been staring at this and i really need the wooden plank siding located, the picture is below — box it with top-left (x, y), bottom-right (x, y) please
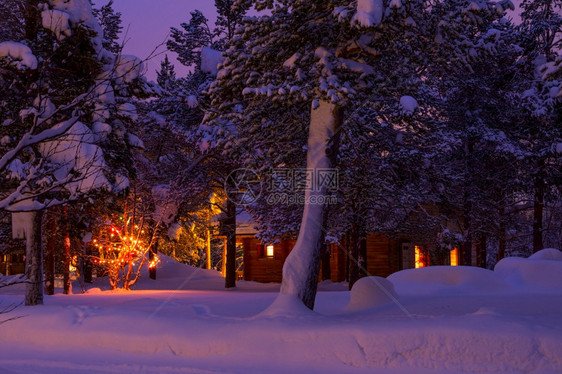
top-left (241, 235), bottom-right (295, 283)
top-left (241, 232), bottom-right (401, 283)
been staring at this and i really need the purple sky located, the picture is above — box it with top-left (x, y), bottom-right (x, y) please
top-left (106, 0), bottom-right (217, 81)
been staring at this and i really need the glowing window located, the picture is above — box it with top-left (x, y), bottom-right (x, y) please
top-left (266, 245), bottom-right (274, 257)
top-left (450, 247), bottom-right (458, 266)
top-left (415, 245), bottom-right (428, 268)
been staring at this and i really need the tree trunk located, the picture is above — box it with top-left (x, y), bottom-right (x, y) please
top-left (206, 226), bottom-right (212, 270)
top-left (83, 244), bottom-right (92, 283)
top-left (348, 226), bottom-right (359, 290)
top-left (25, 210), bottom-right (43, 306)
top-left (533, 171), bottom-right (544, 253)
top-left (224, 197), bottom-right (237, 288)
top-left (149, 237), bottom-right (158, 280)
top-left (62, 205), bottom-right (71, 295)
top-left (498, 219), bottom-right (506, 262)
top-left (44, 208), bottom-right (56, 295)
top-left (23, 0), bottom-right (41, 41)
top-left (358, 235), bottom-right (367, 278)
top-left (476, 233), bottom-right (487, 268)
top-left (221, 239), bottom-right (226, 277)
top-left (280, 101), bottom-right (342, 309)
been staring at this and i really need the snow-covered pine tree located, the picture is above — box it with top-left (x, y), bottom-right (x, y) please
top-left (0, 0), bottom-right (150, 305)
top-left (207, 0), bottom-right (515, 309)
top-left (513, 0), bottom-right (562, 253)
top-left (92, 0), bottom-right (122, 53)
top-left (156, 55), bottom-right (177, 91)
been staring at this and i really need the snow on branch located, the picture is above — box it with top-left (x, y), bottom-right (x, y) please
top-left (0, 41), bottom-right (38, 70)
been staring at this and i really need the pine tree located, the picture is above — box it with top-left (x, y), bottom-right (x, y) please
top-left (92, 0), bottom-right (122, 53)
top-left (207, 0), bottom-right (515, 309)
top-left (515, 0), bottom-right (562, 253)
top-left (0, 0), bottom-right (151, 305)
top-left (156, 55), bottom-right (177, 91)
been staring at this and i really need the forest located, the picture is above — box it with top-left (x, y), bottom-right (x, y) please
top-left (0, 0), bottom-right (561, 310)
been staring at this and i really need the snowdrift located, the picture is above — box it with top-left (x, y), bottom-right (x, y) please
top-left (387, 248), bottom-right (562, 296)
top-left (494, 248), bottom-right (562, 291)
top-left (388, 265), bottom-right (506, 295)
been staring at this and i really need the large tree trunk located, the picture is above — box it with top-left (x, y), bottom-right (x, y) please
top-left (224, 197), bottom-right (237, 288)
top-left (25, 210), bottom-right (43, 306)
top-left (533, 171), bottom-right (544, 253)
top-left (280, 101), bottom-right (342, 310)
top-left (44, 208), bottom-right (56, 295)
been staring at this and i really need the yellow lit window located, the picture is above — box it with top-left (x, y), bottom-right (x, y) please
top-left (415, 245), bottom-right (429, 268)
top-left (266, 245), bottom-right (274, 257)
top-left (450, 247), bottom-right (458, 266)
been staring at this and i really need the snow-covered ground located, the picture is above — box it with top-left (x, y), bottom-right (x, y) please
top-left (1, 250), bottom-right (562, 374)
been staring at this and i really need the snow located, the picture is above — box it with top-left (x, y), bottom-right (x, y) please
top-left (400, 95), bottom-right (418, 114)
top-left (389, 265), bottom-right (507, 295)
top-left (200, 47), bottom-right (224, 76)
top-left (92, 122), bottom-right (112, 140)
top-left (113, 173), bottom-right (130, 192)
top-left (167, 222), bottom-right (183, 241)
top-left (38, 120), bottom-right (111, 195)
top-left (352, 0), bottom-right (384, 28)
top-left (0, 41), bottom-right (38, 70)
top-left (115, 55), bottom-right (144, 83)
top-left (186, 95), bottom-right (199, 109)
top-left (1, 250), bottom-right (562, 373)
top-left (152, 185), bottom-right (178, 225)
top-left (49, 0), bottom-right (105, 55)
top-left (283, 53), bottom-right (300, 69)
top-left (118, 103), bottom-right (138, 121)
top-left (41, 9), bottom-right (72, 40)
top-left (347, 276), bottom-right (398, 310)
top-left (529, 248), bottom-right (562, 261)
top-left (389, 0), bottom-right (402, 9)
top-left (495, 249), bottom-right (562, 291)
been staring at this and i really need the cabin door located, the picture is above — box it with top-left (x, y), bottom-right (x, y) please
top-left (401, 242), bottom-right (415, 270)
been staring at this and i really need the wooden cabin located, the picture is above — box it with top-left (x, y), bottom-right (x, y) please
top-left (0, 251), bottom-right (25, 276)
top-left (234, 214), bottom-right (461, 284)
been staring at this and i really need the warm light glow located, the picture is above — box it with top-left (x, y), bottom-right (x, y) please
top-left (266, 245), bottom-right (274, 257)
top-left (415, 245), bottom-right (428, 268)
top-left (450, 247), bottom-right (458, 266)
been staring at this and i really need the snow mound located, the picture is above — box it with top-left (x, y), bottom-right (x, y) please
top-left (256, 294), bottom-right (316, 318)
top-left (529, 248), bottom-right (562, 261)
top-left (389, 266), bottom-right (505, 295)
top-left (133, 254), bottom-right (224, 291)
top-left (347, 276), bottom-right (398, 310)
top-left (495, 249), bottom-right (562, 291)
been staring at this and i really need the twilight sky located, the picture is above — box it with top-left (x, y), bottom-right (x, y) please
top-left (106, 0), bottom-right (218, 80)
